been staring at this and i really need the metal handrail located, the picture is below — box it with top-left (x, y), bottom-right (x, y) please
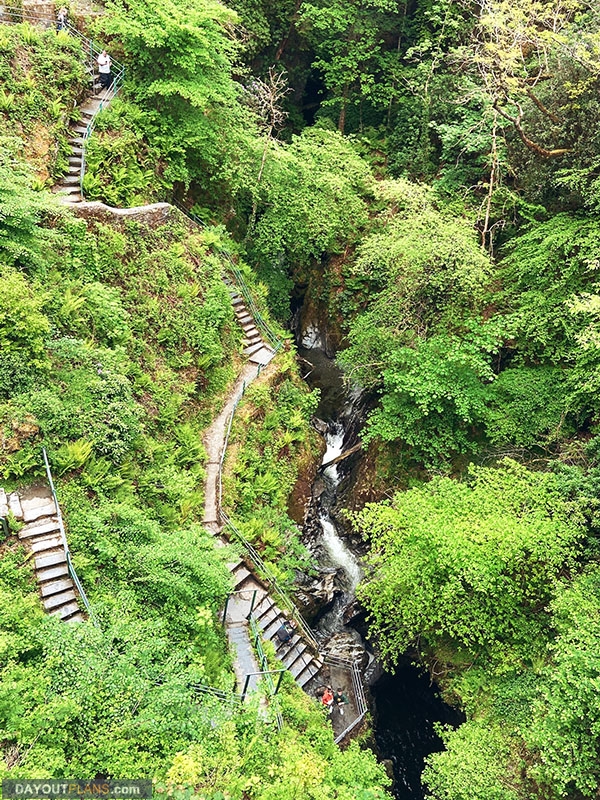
top-left (190, 682), bottom-right (243, 706)
top-left (42, 448), bottom-right (100, 627)
top-left (0, 6), bottom-right (126, 197)
top-left (222, 509), bottom-right (321, 653)
top-left (172, 200), bottom-right (283, 353)
top-left (324, 655), bottom-right (368, 743)
top-left (0, 7), bottom-right (124, 71)
top-left (217, 385), bottom-right (320, 653)
top-left (79, 67), bottom-right (125, 194)
top-left (249, 614), bottom-right (284, 730)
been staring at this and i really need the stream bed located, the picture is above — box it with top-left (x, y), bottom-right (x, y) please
top-left (297, 343), bottom-right (462, 799)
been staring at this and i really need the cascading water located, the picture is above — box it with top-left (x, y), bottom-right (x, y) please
top-left (297, 335), bottom-right (462, 800)
top-left (319, 422), bottom-right (361, 594)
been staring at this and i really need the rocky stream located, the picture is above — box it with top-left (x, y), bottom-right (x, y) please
top-left (295, 334), bottom-right (462, 800)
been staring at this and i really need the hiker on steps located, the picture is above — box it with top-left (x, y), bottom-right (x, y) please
top-left (275, 620), bottom-right (295, 645)
top-left (56, 7), bottom-right (68, 31)
top-left (97, 50), bottom-right (112, 90)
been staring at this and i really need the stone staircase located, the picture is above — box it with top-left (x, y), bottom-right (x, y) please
top-left (53, 92), bottom-right (110, 205)
top-left (228, 558), bottom-right (324, 690)
top-left (0, 486), bottom-right (84, 622)
top-left (227, 283), bottom-right (276, 366)
top-left (201, 280), bottom-right (323, 694)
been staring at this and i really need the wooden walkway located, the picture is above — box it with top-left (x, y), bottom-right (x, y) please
top-left (0, 486), bottom-right (84, 622)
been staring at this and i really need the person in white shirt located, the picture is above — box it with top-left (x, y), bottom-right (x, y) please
top-left (56, 7), bottom-right (68, 31)
top-left (97, 50), bottom-right (112, 89)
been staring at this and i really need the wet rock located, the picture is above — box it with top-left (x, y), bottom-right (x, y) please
top-left (295, 568), bottom-right (337, 619)
top-left (342, 598), bottom-right (365, 626)
top-left (311, 417), bottom-right (328, 435)
top-left (381, 759), bottom-right (395, 783)
top-left (324, 630), bottom-right (369, 668)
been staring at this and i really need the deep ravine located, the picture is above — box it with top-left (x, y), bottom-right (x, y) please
top-left (297, 341), bottom-right (462, 800)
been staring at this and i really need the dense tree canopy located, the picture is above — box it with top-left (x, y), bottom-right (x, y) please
top-left (4, 0), bottom-right (600, 796)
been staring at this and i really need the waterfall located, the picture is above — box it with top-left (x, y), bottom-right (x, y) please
top-left (297, 336), bottom-right (462, 800)
top-left (319, 422), bottom-right (361, 594)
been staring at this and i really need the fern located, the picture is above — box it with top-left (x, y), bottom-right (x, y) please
top-left (55, 439), bottom-right (94, 475)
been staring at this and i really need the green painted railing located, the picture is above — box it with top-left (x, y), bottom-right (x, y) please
top-left (325, 655), bottom-right (368, 744)
top-left (249, 614), bottom-right (285, 730)
top-left (42, 448), bottom-right (100, 628)
top-left (0, 6), bottom-right (125, 198)
top-left (218, 384), bottom-right (321, 654)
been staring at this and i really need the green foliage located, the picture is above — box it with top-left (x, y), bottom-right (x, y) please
top-left (483, 366), bottom-right (572, 447)
top-left (0, 148), bottom-right (61, 270)
top-left (0, 265), bottom-right (50, 398)
top-left (355, 460), bottom-right (583, 668)
top-left (99, 0), bottom-right (258, 198)
top-left (423, 722), bottom-right (521, 800)
top-left (82, 101), bottom-right (157, 207)
top-left (364, 330), bottom-right (499, 465)
top-left (223, 352), bottom-right (319, 582)
top-left (0, 25), bottom-right (87, 177)
top-left (529, 566), bottom-right (600, 796)
top-left (250, 128), bottom-right (372, 318)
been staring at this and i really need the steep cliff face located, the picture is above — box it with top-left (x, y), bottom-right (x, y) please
top-left (291, 253), bottom-right (354, 358)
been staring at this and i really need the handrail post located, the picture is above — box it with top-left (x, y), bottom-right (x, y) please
top-left (222, 594), bottom-right (230, 624)
top-left (241, 673), bottom-right (251, 702)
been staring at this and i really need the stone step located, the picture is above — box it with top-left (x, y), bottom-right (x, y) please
top-left (254, 595), bottom-right (275, 620)
top-left (281, 641), bottom-right (308, 671)
top-left (236, 313), bottom-right (253, 325)
top-left (232, 297), bottom-right (244, 307)
top-left (61, 195), bottom-right (82, 204)
top-left (72, 125), bottom-right (89, 135)
top-left (243, 325), bottom-right (260, 337)
top-left (249, 346), bottom-right (276, 366)
top-left (243, 331), bottom-right (261, 343)
top-left (69, 136), bottom-right (85, 145)
top-left (274, 632), bottom-right (301, 656)
top-left (66, 612), bottom-right (85, 623)
top-left (43, 589), bottom-right (77, 611)
top-left (263, 615), bottom-right (286, 641)
top-left (35, 551), bottom-right (67, 570)
top-left (257, 605), bottom-right (279, 630)
top-left (37, 564), bottom-right (69, 583)
top-left (63, 174), bottom-right (81, 184)
top-left (68, 156), bottom-right (82, 165)
top-left (233, 567), bottom-right (251, 589)
top-left (19, 519), bottom-right (60, 539)
top-left (30, 536), bottom-right (62, 554)
top-left (40, 578), bottom-right (74, 598)
top-left (244, 342), bottom-right (264, 357)
top-left (22, 501), bottom-right (56, 523)
top-left (294, 660), bottom-right (323, 688)
top-left (8, 493), bottom-right (23, 519)
top-left (50, 601), bottom-right (80, 620)
top-left (59, 185), bottom-right (82, 195)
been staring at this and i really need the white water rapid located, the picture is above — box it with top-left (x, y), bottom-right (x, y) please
top-left (319, 422), bottom-right (362, 593)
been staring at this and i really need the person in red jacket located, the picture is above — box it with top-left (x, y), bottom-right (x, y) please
top-left (321, 686), bottom-right (334, 713)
